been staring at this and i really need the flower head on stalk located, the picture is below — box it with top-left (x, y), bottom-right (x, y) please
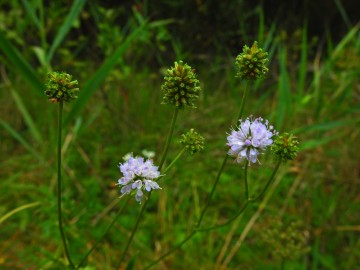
top-left (271, 133), bottom-right (299, 162)
top-left (45, 71), bottom-right (79, 103)
top-left (117, 155), bottom-right (161, 203)
top-left (180, 128), bottom-right (205, 155)
top-left (227, 117), bottom-right (277, 164)
top-left (235, 41), bottom-right (269, 81)
top-left (161, 60), bottom-right (201, 109)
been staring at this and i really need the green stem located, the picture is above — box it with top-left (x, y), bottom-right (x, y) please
top-left (196, 155), bottom-right (229, 227)
top-left (76, 197), bottom-right (130, 269)
top-left (57, 102), bottom-right (75, 268)
top-left (143, 231), bottom-right (196, 270)
top-left (281, 258), bottom-right (285, 270)
top-left (236, 81), bottom-right (251, 120)
top-left (143, 82), bottom-right (251, 269)
top-left (117, 107), bottom-right (179, 268)
top-left (159, 108), bottom-right (179, 170)
top-left (162, 148), bottom-right (186, 175)
top-left (117, 193), bottom-right (151, 268)
top-left (244, 161), bottom-right (249, 200)
top-left (249, 160), bottom-right (281, 202)
top-left (198, 160), bottom-right (282, 232)
top-left (196, 200), bottom-right (249, 232)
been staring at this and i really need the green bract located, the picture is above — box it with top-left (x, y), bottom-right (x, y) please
top-left (161, 61), bottom-right (201, 109)
top-left (45, 71), bottom-right (79, 103)
top-left (271, 133), bottom-right (299, 162)
top-left (180, 129), bottom-right (205, 155)
top-left (235, 41), bottom-right (269, 81)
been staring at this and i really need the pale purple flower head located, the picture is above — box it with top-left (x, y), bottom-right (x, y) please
top-left (227, 116), bottom-right (277, 164)
top-left (117, 155), bottom-right (161, 203)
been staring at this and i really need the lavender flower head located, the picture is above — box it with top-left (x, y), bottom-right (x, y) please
top-left (227, 117), bottom-right (277, 164)
top-left (118, 155), bottom-right (161, 203)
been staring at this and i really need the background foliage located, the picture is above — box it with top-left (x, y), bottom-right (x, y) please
top-left (0, 0), bottom-right (359, 269)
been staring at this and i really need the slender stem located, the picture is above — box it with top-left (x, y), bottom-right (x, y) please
top-left (143, 231), bottom-right (196, 270)
top-left (159, 108), bottom-right (179, 170)
top-left (244, 161), bottom-right (249, 200)
top-left (57, 102), bottom-right (75, 268)
top-left (117, 107), bottom-right (179, 268)
top-left (76, 197), bottom-right (130, 269)
top-left (143, 82), bottom-right (251, 269)
top-left (162, 148), bottom-right (186, 175)
top-left (236, 81), bottom-right (251, 120)
top-left (196, 155), bottom-right (229, 227)
top-left (249, 160), bottom-right (281, 202)
top-left (117, 193), bottom-right (151, 268)
top-left (280, 258), bottom-right (285, 270)
top-left (196, 200), bottom-right (249, 232)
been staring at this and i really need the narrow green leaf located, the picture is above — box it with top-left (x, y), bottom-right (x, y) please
top-left (276, 45), bottom-right (292, 130)
top-left (64, 25), bottom-right (146, 126)
top-left (46, 0), bottom-right (87, 63)
top-left (9, 87), bottom-right (42, 143)
top-left (297, 22), bottom-right (308, 97)
top-left (0, 119), bottom-right (44, 162)
top-left (21, 0), bottom-right (41, 30)
top-left (0, 202), bottom-right (41, 224)
top-left (0, 32), bottom-right (44, 94)
top-left (293, 118), bottom-right (358, 134)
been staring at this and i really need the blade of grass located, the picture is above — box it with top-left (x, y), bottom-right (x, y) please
top-left (64, 24), bottom-right (146, 126)
top-left (0, 119), bottom-right (44, 162)
top-left (0, 32), bottom-right (44, 94)
top-left (297, 21), bottom-right (308, 98)
top-left (333, 0), bottom-right (352, 29)
top-left (20, 0), bottom-right (41, 30)
top-left (0, 202), bottom-right (41, 224)
top-left (46, 0), bottom-right (87, 64)
top-left (276, 45), bottom-right (292, 130)
top-left (9, 87), bottom-right (42, 143)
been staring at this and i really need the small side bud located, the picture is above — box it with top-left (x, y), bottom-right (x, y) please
top-left (180, 129), bottom-right (205, 155)
top-left (45, 71), bottom-right (79, 103)
top-left (235, 41), bottom-right (269, 81)
top-left (161, 61), bottom-right (201, 109)
top-left (271, 133), bottom-right (299, 162)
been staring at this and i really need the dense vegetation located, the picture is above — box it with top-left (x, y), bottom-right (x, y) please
top-left (1, 1), bottom-right (359, 269)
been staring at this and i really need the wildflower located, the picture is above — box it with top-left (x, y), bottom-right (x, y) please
top-left (271, 133), bottom-right (299, 162)
top-left (227, 117), bottom-right (277, 163)
top-left (44, 71), bottom-right (79, 103)
top-left (117, 155), bottom-right (161, 203)
top-left (161, 60), bottom-right (201, 109)
top-left (180, 129), bottom-right (205, 155)
top-left (235, 41), bottom-right (269, 81)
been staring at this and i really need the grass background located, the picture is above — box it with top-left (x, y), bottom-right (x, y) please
top-left (0, 1), bottom-right (359, 269)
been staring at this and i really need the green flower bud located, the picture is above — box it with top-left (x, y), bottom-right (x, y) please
top-left (235, 41), bottom-right (269, 81)
top-left (271, 133), bottom-right (299, 162)
top-left (180, 128), bottom-right (205, 155)
top-left (45, 71), bottom-right (79, 103)
top-left (161, 61), bottom-right (201, 109)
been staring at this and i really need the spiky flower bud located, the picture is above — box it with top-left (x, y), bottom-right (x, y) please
top-left (45, 71), bottom-right (79, 103)
top-left (161, 61), bottom-right (201, 109)
top-left (180, 128), bottom-right (205, 155)
top-left (235, 41), bottom-right (269, 81)
top-left (271, 133), bottom-right (299, 162)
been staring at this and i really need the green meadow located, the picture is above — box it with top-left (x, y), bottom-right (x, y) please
top-left (1, 1), bottom-right (359, 269)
